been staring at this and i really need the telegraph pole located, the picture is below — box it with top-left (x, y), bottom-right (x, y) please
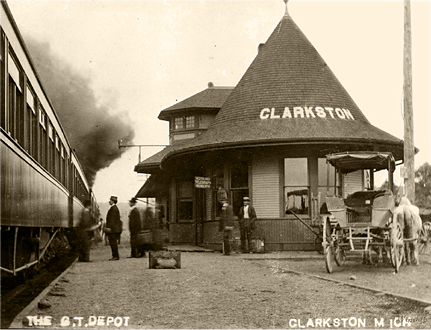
top-left (403, 0), bottom-right (415, 202)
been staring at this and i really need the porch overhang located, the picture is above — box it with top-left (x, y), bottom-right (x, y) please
top-left (135, 173), bottom-right (170, 198)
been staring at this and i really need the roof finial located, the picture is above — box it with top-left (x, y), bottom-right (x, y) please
top-left (283, 0), bottom-right (289, 17)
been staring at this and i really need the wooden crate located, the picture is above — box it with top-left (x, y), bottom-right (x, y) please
top-left (227, 237), bottom-right (265, 253)
top-left (251, 238), bottom-right (265, 253)
top-left (149, 251), bottom-right (181, 269)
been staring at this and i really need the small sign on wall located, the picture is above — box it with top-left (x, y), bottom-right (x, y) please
top-left (195, 176), bottom-right (211, 188)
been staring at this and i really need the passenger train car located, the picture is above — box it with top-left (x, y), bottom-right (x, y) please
top-left (1, 2), bottom-right (99, 276)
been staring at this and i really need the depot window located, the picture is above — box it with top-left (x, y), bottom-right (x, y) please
top-left (318, 158), bottom-right (341, 210)
top-left (172, 115), bottom-right (196, 131)
top-left (177, 180), bottom-right (193, 221)
top-left (284, 158), bottom-right (309, 215)
top-left (230, 161), bottom-right (249, 216)
top-left (212, 166), bottom-right (224, 219)
top-left (174, 117), bottom-right (184, 130)
top-left (185, 116), bottom-right (195, 128)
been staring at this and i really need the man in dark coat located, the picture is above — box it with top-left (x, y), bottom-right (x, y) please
top-left (238, 196), bottom-right (257, 253)
top-left (105, 195), bottom-right (122, 260)
top-left (77, 200), bottom-right (96, 262)
top-left (128, 197), bottom-right (143, 258)
top-left (218, 198), bottom-right (235, 255)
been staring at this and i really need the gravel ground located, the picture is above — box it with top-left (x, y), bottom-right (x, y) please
top-left (16, 240), bottom-right (431, 330)
top-left (257, 252), bottom-right (431, 304)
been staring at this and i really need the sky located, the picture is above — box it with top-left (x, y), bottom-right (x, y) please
top-left (6, 0), bottom-right (431, 205)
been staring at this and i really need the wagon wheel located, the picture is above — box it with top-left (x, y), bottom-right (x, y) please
top-left (418, 222), bottom-right (431, 255)
top-left (334, 244), bottom-right (346, 266)
top-left (323, 218), bottom-right (334, 273)
top-left (390, 217), bottom-right (404, 273)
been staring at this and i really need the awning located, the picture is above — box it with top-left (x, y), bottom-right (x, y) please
top-left (135, 173), bottom-right (170, 198)
top-left (326, 151), bottom-right (395, 173)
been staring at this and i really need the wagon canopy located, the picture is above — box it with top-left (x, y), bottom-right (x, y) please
top-left (326, 151), bottom-right (395, 173)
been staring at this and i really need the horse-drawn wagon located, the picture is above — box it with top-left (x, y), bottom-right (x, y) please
top-left (322, 151), bottom-right (406, 273)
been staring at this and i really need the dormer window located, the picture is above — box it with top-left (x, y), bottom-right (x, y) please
top-left (185, 116), bottom-right (195, 129)
top-left (174, 117), bottom-right (184, 130)
top-left (173, 115), bottom-right (196, 131)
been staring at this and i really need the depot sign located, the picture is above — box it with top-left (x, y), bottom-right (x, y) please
top-left (195, 176), bottom-right (211, 189)
top-left (260, 106), bottom-right (355, 120)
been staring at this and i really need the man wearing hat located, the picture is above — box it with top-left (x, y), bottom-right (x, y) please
top-left (238, 196), bottom-right (257, 253)
top-left (218, 195), bottom-right (234, 255)
top-left (105, 195), bottom-right (123, 260)
top-left (128, 197), bottom-right (143, 258)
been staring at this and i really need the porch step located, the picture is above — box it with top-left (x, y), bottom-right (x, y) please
top-left (167, 245), bottom-right (214, 252)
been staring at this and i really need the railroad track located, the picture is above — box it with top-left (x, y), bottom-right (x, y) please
top-left (1, 253), bottom-right (77, 329)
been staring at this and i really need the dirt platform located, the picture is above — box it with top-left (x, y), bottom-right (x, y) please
top-left (11, 243), bottom-right (431, 329)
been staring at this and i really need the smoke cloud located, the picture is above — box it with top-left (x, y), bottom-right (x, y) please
top-left (25, 37), bottom-right (135, 187)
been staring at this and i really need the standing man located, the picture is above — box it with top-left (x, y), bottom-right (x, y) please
top-left (238, 196), bottom-right (257, 253)
top-left (218, 197), bottom-right (234, 256)
top-left (105, 195), bottom-right (122, 261)
top-left (77, 200), bottom-right (95, 262)
top-left (128, 197), bottom-right (143, 258)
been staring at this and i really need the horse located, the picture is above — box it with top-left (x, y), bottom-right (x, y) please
top-left (393, 194), bottom-right (423, 265)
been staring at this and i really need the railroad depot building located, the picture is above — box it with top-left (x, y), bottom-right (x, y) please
top-left (134, 5), bottom-right (404, 251)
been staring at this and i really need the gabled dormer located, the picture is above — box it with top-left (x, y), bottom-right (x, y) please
top-left (157, 83), bottom-right (233, 145)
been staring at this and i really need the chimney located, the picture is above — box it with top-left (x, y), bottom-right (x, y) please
top-left (258, 43), bottom-right (265, 54)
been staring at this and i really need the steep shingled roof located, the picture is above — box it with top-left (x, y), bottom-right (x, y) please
top-left (158, 86), bottom-right (233, 121)
top-left (158, 6), bottom-right (403, 161)
top-left (135, 4), bottom-right (404, 174)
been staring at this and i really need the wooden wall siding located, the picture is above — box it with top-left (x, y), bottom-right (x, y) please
top-left (256, 218), bottom-right (316, 244)
top-left (202, 221), bottom-right (242, 245)
top-left (252, 157), bottom-right (280, 218)
top-left (201, 218), bottom-right (316, 251)
top-left (1, 141), bottom-right (69, 228)
top-left (344, 170), bottom-right (363, 197)
top-left (202, 221), bottom-right (223, 245)
top-left (169, 222), bottom-right (195, 244)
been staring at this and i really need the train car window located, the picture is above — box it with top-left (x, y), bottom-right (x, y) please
top-left (48, 123), bottom-right (53, 140)
top-left (25, 86), bottom-right (36, 153)
top-left (17, 77), bottom-right (25, 146)
top-left (1, 32), bottom-right (5, 129)
top-left (60, 144), bottom-right (65, 185)
top-left (7, 53), bottom-right (21, 88)
top-left (66, 154), bottom-right (70, 188)
top-left (31, 102), bottom-right (39, 160)
top-left (8, 76), bottom-right (24, 142)
top-left (39, 108), bottom-right (47, 167)
top-left (48, 122), bottom-right (54, 173)
top-left (73, 166), bottom-right (77, 195)
top-left (7, 53), bottom-right (23, 141)
top-left (55, 135), bottom-right (60, 179)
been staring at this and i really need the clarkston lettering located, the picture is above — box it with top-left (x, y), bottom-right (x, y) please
top-left (259, 107), bottom-right (355, 120)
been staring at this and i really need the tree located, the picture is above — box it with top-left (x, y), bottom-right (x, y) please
top-left (377, 180), bottom-right (399, 193)
top-left (415, 162), bottom-right (431, 208)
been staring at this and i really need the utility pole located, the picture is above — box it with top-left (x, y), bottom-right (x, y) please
top-left (403, 0), bottom-right (415, 202)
